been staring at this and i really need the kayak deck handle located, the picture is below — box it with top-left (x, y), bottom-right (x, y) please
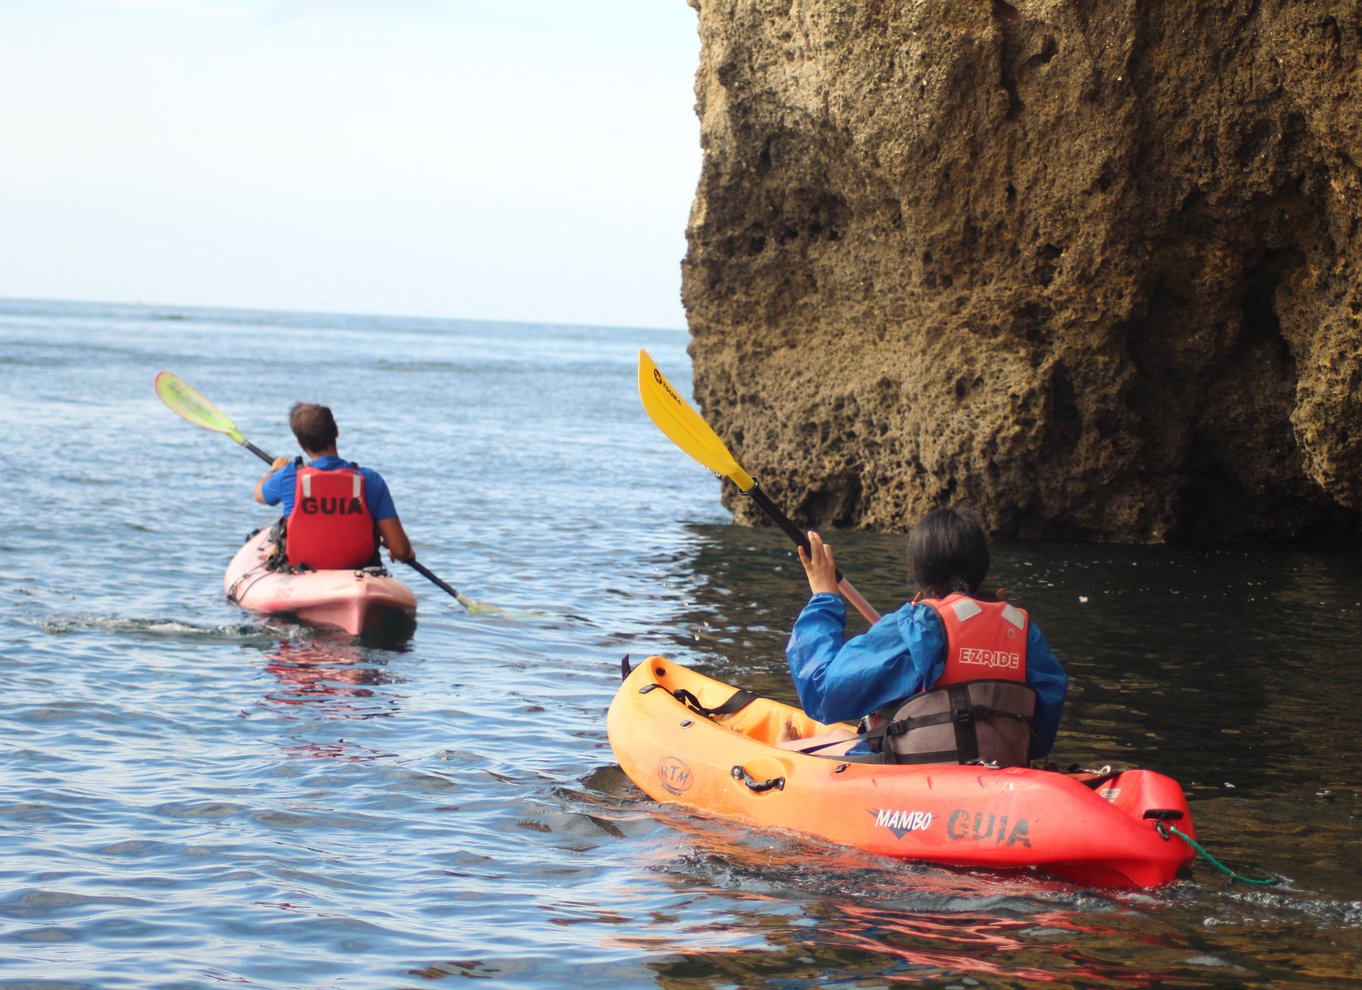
top-left (1143, 809), bottom-right (1186, 841)
top-left (731, 765), bottom-right (785, 793)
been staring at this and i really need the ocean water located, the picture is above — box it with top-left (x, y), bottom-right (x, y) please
top-left (1, 298), bottom-right (1359, 989)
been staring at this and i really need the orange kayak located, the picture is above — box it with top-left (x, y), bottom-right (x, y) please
top-left (223, 526), bottom-right (417, 636)
top-left (607, 657), bottom-right (1197, 888)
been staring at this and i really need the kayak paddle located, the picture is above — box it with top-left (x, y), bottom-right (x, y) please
top-left (637, 350), bottom-right (881, 623)
top-left (153, 370), bottom-right (277, 464)
top-left (154, 370), bottom-right (501, 615)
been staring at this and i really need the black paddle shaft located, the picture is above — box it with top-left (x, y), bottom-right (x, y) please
top-left (743, 485), bottom-right (845, 583)
top-left (406, 559), bottom-right (462, 599)
top-left (243, 441), bottom-right (277, 465)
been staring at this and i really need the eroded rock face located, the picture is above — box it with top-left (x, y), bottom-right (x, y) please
top-left (681, 0), bottom-right (1362, 543)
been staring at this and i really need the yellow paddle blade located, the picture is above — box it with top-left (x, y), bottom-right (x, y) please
top-left (154, 370), bottom-right (247, 445)
top-left (638, 349), bottom-right (755, 492)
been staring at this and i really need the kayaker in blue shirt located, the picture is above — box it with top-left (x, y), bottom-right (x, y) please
top-left (783, 504), bottom-right (1067, 764)
top-left (254, 402), bottom-right (414, 568)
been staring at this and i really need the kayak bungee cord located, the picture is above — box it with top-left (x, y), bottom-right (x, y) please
top-left (227, 569), bottom-right (275, 605)
top-left (1157, 822), bottom-right (1280, 885)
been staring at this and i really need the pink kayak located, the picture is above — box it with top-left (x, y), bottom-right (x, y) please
top-left (223, 526), bottom-right (417, 635)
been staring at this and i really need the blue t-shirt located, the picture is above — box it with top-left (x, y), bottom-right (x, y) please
top-left (260, 455), bottom-right (398, 522)
top-left (785, 593), bottom-right (1068, 759)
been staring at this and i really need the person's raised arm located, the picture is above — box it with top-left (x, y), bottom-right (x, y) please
top-left (254, 456), bottom-right (291, 505)
top-left (796, 530), bottom-right (841, 596)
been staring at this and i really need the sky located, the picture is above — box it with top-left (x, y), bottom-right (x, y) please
top-left (0, 0), bottom-right (702, 328)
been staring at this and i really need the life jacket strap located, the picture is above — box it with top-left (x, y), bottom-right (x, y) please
top-left (864, 680), bottom-right (1038, 768)
top-left (264, 517), bottom-right (292, 573)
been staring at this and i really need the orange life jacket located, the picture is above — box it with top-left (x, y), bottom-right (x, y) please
top-left (285, 463), bottom-right (377, 570)
top-left (926, 593), bottom-right (1030, 687)
top-left (866, 594), bottom-right (1037, 767)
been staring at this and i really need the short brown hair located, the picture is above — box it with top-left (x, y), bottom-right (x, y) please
top-left (289, 402), bottom-right (338, 453)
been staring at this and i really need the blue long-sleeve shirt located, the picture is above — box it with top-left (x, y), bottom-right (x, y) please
top-left (786, 593), bottom-right (1068, 759)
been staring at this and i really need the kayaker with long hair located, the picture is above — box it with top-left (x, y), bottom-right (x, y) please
top-left (782, 504), bottom-right (1067, 765)
top-left (254, 402), bottom-right (415, 570)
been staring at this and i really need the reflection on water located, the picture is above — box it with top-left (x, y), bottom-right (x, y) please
top-left (254, 633), bottom-right (410, 721)
top-left (244, 629), bottom-right (421, 766)
top-left (626, 807), bottom-right (1217, 989)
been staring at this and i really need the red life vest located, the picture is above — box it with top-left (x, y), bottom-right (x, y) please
top-left (285, 463), bottom-right (377, 570)
top-left (864, 594), bottom-right (1036, 767)
top-left (923, 593), bottom-right (1030, 687)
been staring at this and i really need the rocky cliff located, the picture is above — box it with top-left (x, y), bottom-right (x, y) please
top-left (680, 0), bottom-right (1362, 543)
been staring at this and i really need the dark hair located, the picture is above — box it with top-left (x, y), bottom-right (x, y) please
top-left (906, 504), bottom-right (991, 596)
top-left (289, 402), bottom-right (338, 453)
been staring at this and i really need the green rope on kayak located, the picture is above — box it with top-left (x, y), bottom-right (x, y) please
top-left (1164, 824), bottom-right (1280, 886)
